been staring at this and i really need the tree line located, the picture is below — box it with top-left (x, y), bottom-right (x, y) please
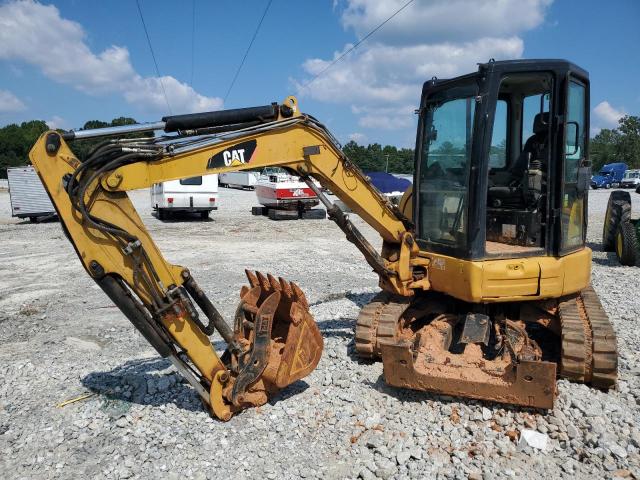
top-left (1, 115), bottom-right (638, 178)
top-left (0, 117), bottom-right (142, 178)
top-left (591, 115), bottom-right (640, 171)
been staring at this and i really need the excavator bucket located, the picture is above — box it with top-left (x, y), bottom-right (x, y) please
top-left (220, 270), bottom-right (323, 413)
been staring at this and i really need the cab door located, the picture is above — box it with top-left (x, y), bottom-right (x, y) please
top-left (559, 74), bottom-right (589, 254)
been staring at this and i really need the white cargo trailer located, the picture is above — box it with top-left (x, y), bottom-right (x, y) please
top-left (218, 171), bottom-right (259, 190)
top-left (7, 166), bottom-right (56, 221)
top-left (151, 174), bottom-right (218, 220)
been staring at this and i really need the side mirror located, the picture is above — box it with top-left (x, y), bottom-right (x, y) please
top-left (566, 121), bottom-right (580, 156)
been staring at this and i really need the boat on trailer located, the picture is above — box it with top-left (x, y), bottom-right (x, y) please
top-left (254, 168), bottom-right (319, 210)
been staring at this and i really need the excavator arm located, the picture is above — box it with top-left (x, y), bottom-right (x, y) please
top-left (29, 96), bottom-right (428, 420)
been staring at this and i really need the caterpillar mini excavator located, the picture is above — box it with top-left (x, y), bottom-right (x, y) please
top-left (29, 59), bottom-right (617, 420)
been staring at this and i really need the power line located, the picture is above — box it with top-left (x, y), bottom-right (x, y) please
top-left (136, 0), bottom-right (172, 114)
top-left (190, 0), bottom-right (196, 87)
top-left (303, 0), bottom-right (415, 89)
top-left (223, 0), bottom-right (273, 104)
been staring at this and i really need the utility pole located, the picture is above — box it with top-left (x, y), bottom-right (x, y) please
top-left (385, 154), bottom-right (390, 173)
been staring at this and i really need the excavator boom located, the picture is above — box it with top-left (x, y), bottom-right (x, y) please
top-left (28, 96), bottom-right (425, 420)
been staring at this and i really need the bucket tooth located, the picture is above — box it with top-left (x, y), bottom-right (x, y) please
top-left (278, 277), bottom-right (294, 299)
top-left (290, 281), bottom-right (309, 309)
top-left (245, 269), bottom-right (260, 289)
top-left (267, 273), bottom-right (281, 292)
top-left (256, 271), bottom-right (270, 291)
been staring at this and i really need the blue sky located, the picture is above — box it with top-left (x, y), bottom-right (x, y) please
top-left (0, 0), bottom-right (638, 146)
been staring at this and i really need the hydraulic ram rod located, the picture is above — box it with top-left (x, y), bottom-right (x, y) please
top-left (61, 104), bottom-right (280, 141)
top-left (62, 121), bottom-right (167, 141)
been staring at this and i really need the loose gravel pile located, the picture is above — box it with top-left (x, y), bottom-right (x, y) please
top-left (0, 187), bottom-right (638, 480)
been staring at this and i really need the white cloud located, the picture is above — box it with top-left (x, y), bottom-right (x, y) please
top-left (45, 115), bottom-right (67, 130)
top-left (0, 89), bottom-right (26, 113)
top-left (353, 104), bottom-right (415, 130)
top-left (347, 132), bottom-right (368, 143)
top-left (295, 0), bottom-right (552, 136)
top-left (593, 101), bottom-right (625, 128)
top-left (341, 0), bottom-right (552, 45)
top-left (297, 37), bottom-right (523, 106)
top-left (124, 76), bottom-right (221, 113)
top-left (0, 1), bottom-right (222, 114)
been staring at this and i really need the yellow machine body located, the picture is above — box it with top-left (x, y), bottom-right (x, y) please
top-left (28, 66), bottom-right (615, 415)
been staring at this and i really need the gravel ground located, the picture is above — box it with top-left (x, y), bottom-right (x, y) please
top-left (0, 187), bottom-right (639, 480)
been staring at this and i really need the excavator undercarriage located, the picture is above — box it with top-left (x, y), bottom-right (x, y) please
top-left (356, 286), bottom-right (617, 408)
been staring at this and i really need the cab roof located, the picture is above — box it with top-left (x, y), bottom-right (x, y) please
top-left (421, 59), bottom-right (588, 94)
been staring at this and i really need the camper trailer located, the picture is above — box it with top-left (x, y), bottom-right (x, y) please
top-left (151, 174), bottom-right (218, 220)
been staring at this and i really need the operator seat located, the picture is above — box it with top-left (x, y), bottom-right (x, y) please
top-left (488, 112), bottom-right (549, 207)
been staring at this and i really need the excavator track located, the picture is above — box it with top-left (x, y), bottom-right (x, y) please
top-left (355, 293), bottom-right (409, 360)
top-left (558, 285), bottom-right (617, 388)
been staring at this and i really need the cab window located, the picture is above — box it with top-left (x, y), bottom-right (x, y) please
top-left (417, 90), bottom-right (476, 252)
top-left (489, 100), bottom-right (508, 169)
top-left (560, 80), bottom-right (587, 251)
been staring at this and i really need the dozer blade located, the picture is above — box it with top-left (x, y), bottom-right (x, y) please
top-left (380, 340), bottom-right (557, 409)
top-left (357, 295), bottom-right (558, 409)
top-left (222, 270), bottom-right (323, 412)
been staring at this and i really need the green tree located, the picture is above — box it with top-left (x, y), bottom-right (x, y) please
top-left (591, 128), bottom-right (620, 171)
top-left (591, 115), bottom-right (640, 171)
top-left (0, 120), bottom-right (49, 178)
top-left (616, 115), bottom-right (640, 167)
top-left (342, 140), bottom-right (415, 174)
top-left (0, 117), bottom-right (149, 177)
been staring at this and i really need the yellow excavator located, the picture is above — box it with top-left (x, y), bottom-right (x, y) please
top-left (29, 59), bottom-right (617, 420)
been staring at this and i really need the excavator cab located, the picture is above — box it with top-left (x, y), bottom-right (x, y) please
top-left (415, 59), bottom-right (590, 264)
top-left (413, 60), bottom-right (590, 301)
top-left (371, 60), bottom-right (615, 409)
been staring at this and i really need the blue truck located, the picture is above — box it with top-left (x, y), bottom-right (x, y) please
top-left (591, 162), bottom-right (628, 189)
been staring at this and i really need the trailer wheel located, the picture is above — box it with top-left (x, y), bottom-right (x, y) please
top-left (603, 191), bottom-right (631, 251)
top-left (200, 211), bottom-right (210, 220)
top-left (615, 221), bottom-right (638, 266)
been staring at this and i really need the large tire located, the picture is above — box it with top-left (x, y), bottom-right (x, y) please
top-left (615, 221), bottom-right (638, 266)
top-left (602, 191), bottom-right (632, 251)
top-left (200, 210), bottom-right (210, 220)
